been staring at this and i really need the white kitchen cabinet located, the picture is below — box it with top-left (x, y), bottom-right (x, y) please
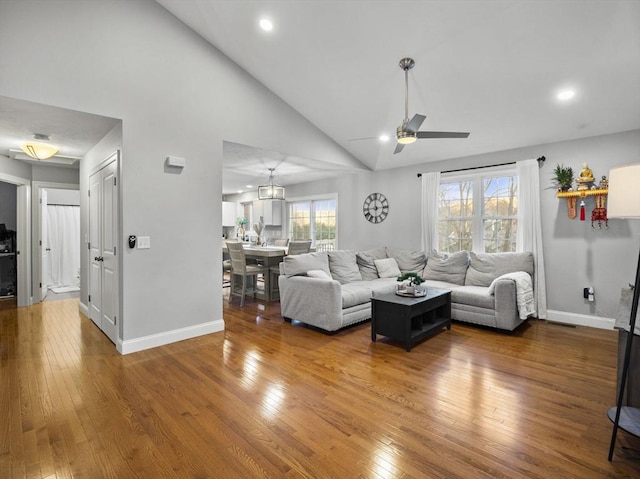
top-left (222, 201), bottom-right (237, 227)
top-left (253, 199), bottom-right (282, 226)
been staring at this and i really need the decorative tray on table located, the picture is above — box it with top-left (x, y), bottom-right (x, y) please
top-left (395, 289), bottom-right (427, 298)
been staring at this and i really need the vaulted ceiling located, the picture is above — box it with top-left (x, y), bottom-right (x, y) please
top-left (2, 1), bottom-right (638, 195)
top-left (158, 0), bottom-right (640, 189)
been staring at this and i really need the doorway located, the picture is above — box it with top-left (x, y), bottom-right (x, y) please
top-left (32, 182), bottom-right (80, 303)
top-left (42, 187), bottom-right (81, 298)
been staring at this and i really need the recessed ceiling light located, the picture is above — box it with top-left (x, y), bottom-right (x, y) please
top-left (557, 89), bottom-right (575, 101)
top-left (379, 135), bottom-right (390, 142)
top-left (259, 19), bottom-right (273, 32)
top-left (237, 190), bottom-right (243, 193)
top-left (246, 184), bottom-right (253, 188)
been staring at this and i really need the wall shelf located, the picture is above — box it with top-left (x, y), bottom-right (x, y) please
top-left (556, 188), bottom-right (608, 198)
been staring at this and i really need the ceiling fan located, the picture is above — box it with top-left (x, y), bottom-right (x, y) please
top-left (393, 57), bottom-right (469, 154)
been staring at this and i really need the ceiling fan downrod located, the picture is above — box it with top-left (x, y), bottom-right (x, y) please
top-left (399, 57), bottom-right (415, 125)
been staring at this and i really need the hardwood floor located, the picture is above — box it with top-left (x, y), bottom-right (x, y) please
top-left (2, 294), bottom-right (639, 478)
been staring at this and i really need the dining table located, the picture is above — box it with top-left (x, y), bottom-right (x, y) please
top-left (223, 244), bottom-right (287, 301)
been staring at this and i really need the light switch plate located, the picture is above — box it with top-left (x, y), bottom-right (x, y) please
top-left (137, 236), bottom-right (151, 249)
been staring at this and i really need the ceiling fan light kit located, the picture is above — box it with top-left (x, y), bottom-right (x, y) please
top-left (392, 57), bottom-right (469, 154)
top-left (258, 168), bottom-right (285, 200)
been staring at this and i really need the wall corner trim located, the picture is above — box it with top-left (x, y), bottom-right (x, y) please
top-left (546, 309), bottom-right (615, 330)
top-left (117, 320), bottom-right (225, 355)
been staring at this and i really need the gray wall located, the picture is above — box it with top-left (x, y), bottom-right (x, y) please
top-left (0, 0), bottom-right (362, 344)
top-left (0, 181), bottom-right (17, 230)
top-left (285, 129), bottom-right (640, 322)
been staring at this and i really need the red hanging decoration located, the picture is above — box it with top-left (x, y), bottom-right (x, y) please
top-left (591, 193), bottom-right (608, 228)
top-left (579, 200), bottom-right (586, 221)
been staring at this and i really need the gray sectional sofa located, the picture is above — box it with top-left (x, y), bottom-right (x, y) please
top-left (278, 247), bottom-right (535, 333)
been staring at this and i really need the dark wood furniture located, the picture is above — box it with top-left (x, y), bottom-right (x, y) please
top-left (371, 288), bottom-right (451, 351)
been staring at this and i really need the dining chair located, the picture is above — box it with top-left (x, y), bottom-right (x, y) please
top-left (287, 240), bottom-right (312, 255)
top-left (273, 238), bottom-right (289, 247)
top-left (269, 240), bottom-right (312, 300)
top-left (226, 241), bottom-right (266, 306)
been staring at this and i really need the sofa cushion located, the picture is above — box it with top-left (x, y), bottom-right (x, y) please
top-left (386, 247), bottom-right (427, 273)
top-left (374, 258), bottom-right (401, 278)
top-left (422, 250), bottom-right (469, 285)
top-left (328, 250), bottom-right (362, 284)
top-left (451, 285), bottom-right (495, 309)
top-left (356, 247), bottom-right (388, 280)
top-left (307, 269), bottom-right (332, 280)
top-left (465, 252), bottom-right (534, 287)
top-left (283, 251), bottom-right (331, 278)
top-left (341, 283), bottom-right (375, 309)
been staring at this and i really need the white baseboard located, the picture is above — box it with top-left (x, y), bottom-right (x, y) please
top-left (78, 301), bottom-right (89, 317)
top-left (546, 309), bottom-right (615, 330)
top-left (117, 319), bottom-right (225, 355)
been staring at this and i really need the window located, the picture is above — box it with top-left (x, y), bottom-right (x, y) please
top-left (288, 198), bottom-right (337, 251)
top-left (438, 170), bottom-right (517, 253)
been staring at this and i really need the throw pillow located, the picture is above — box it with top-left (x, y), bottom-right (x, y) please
top-left (307, 269), bottom-right (332, 280)
top-left (374, 257), bottom-right (402, 279)
top-left (465, 251), bottom-right (534, 287)
top-left (356, 247), bottom-right (388, 280)
top-left (328, 250), bottom-right (363, 284)
top-left (386, 247), bottom-right (427, 273)
top-left (283, 251), bottom-right (331, 278)
top-left (422, 250), bottom-right (469, 285)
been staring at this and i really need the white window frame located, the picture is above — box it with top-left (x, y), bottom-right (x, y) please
top-left (285, 194), bottom-right (338, 250)
top-left (440, 165), bottom-right (518, 253)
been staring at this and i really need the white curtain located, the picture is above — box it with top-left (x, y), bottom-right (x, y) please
top-left (45, 205), bottom-right (80, 289)
top-left (517, 159), bottom-right (547, 319)
top-left (421, 172), bottom-right (441, 253)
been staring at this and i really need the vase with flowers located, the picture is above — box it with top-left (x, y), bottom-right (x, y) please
top-left (236, 216), bottom-right (248, 240)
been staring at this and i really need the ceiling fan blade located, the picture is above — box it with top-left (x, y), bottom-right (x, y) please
top-left (393, 142), bottom-right (405, 154)
top-left (404, 114), bottom-right (426, 133)
top-left (416, 131), bottom-right (470, 139)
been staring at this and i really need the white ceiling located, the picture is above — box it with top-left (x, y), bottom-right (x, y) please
top-left (0, 96), bottom-right (120, 169)
top-left (158, 0), bottom-right (640, 191)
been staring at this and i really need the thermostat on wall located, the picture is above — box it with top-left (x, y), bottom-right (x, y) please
top-left (166, 156), bottom-right (185, 168)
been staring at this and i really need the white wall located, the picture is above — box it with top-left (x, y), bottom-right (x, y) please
top-left (0, 0), bottom-right (361, 349)
top-left (285, 129), bottom-right (640, 323)
top-left (45, 188), bottom-right (80, 206)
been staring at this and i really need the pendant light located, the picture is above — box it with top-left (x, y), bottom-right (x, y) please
top-left (258, 168), bottom-right (285, 200)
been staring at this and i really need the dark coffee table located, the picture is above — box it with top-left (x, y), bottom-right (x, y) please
top-left (371, 288), bottom-right (451, 351)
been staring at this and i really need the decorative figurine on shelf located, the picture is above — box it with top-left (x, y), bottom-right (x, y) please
top-left (599, 175), bottom-right (608, 189)
top-left (576, 163), bottom-right (595, 191)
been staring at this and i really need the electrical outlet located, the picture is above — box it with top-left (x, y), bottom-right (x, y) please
top-left (583, 287), bottom-right (590, 299)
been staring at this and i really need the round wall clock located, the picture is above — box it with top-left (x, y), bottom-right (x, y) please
top-left (363, 193), bottom-right (389, 224)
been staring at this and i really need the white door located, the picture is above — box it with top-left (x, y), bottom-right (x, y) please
top-left (40, 189), bottom-right (49, 301)
top-left (88, 153), bottom-right (119, 344)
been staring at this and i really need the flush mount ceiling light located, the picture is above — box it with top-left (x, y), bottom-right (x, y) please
top-left (20, 133), bottom-right (58, 160)
top-left (258, 168), bottom-right (285, 200)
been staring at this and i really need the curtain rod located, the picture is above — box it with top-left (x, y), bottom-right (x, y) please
top-left (417, 156), bottom-right (545, 177)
